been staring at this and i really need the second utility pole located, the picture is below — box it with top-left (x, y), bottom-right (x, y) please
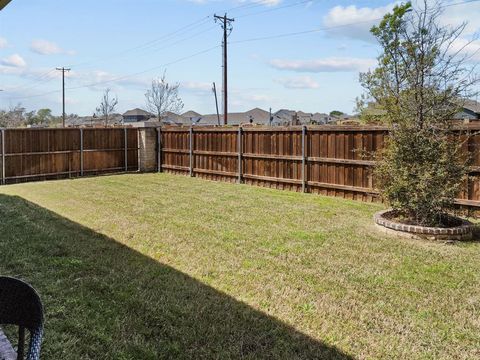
top-left (214, 13), bottom-right (234, 125)
top-left (56, 67), bottom-right (71, 128)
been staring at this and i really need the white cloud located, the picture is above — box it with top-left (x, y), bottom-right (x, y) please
top-left (323, 3), bottom-right (395, 42)
top-left (73, 70), bottom-right (149, 91)
top-left (0, 37), bottom-right (7, 49)
top-left (252, 0), bottom-right (281, 6)
top-left (269, 57), bottom-right (375, 73)
top-left (243, 94), bottom-right (272, 102)
top-left (323, 1), bottom-right (480, 43)
top-left (275, 76), bottom-right (319, 89)
top-left (1, 54), bottom-right (27, 68)
top-left (181, 81), bottom-right (212, 93)
top-left (30, 39), bottom-right (75, 56)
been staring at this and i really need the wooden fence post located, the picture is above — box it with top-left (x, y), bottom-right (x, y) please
top-left (189, 127), bottom-right (194, 177)
top-left (1, 129), bottom-right (5, 185)
top-left (124, 128), bottom-right (128, 172)
top-left (157, 127), bottom-right (162, 173)
top-left (238, 127), bottom-right (243, 183)
top-left (80, 128), bottom-right (84, 177)
top-left (301, 125), bottom-right (307, 193)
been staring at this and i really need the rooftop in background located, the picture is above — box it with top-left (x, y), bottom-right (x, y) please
top-left (122, 108), bottom-right (153, 117)
top-left (462, 99), bottom-right (480, 115)
top-left (66, 107), bottom-right (355, 127)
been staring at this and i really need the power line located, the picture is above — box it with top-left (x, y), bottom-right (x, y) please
top-left (65, 16), bottom-right (212, 69)
top-left (71, 24), bottom-right (218, 71)
top-left (225, 0), bottom-right (276, 13)
top-left (3, 1), bottom-right (304, 93)
top-left (71, 45), bottom-right (219, 90)
top-left (231, 0), bottom-right (480, 45)
top-left (236, 0), bottom-right (317, 19)
top-left (5, 68), bottom-right (57, 92)
top-left (8, 45), bottom-right (221, 100)
top-left (7, 0), bottom-right (478, 101)
top-left (231, 18), bottom-right (383, 44)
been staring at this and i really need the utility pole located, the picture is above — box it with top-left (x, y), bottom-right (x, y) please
top-left (212, 82), bottom-right (221, 126)
top-left (56, 67), bottom-right (71, 128)
top-left (214, 13), bottom-right (234, 125)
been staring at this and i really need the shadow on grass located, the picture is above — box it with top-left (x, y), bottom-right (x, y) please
top-left (0, 194), bottom-right (353, 360)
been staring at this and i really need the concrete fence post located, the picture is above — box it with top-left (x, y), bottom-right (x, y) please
top-left (137, 127), bottom-right (157, 173)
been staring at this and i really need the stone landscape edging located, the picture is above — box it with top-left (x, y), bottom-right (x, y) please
top-left (373, 209), bottom-right (474, 241)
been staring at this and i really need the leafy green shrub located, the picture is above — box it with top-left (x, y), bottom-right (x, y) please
top-left (359, 1), bottom-right (478, 226)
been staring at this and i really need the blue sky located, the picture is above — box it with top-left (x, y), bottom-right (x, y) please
top-left (0, 0), bottom-right (479, 116)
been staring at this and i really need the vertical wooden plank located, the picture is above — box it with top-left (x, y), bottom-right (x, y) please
top-left (125, 128), bottom-right (128, 172)
top-left (1, 129), bottom-right (4, 185)
top-left (80, 128), bottom-right (84, 176)
top-left (238, 127), bottom-right (243, 183)
top-left (302, 126), bottom-right (306, 193)
top-left (189, 127), bottom-right (193, 176)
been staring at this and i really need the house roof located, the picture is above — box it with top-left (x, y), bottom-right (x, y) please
top-left (193, 108), bottom-right (271, 126)
top-left (182, 110), bottom-right (202, 118)
top-left (462, 99), bottom-right (480, 114)
top-left (122, 108), bottom-right (152, 117)
top-left (245, 108), bottom-right (270, 117)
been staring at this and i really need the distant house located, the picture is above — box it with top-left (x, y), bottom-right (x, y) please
top-left (162, 112), bottom-right (190, 126)
top-left (360, 100), bottom-right (480, 122)
top-left (191, 108), bottom-right (272, 126)
top-left (273, 110), bottom-right (333, 126)
top-left (66, 113), bottom-right (123, 127)
top-left (455, 100), bottom-right (480, 120)
top-left (122, 108), bottom-right (153, 123)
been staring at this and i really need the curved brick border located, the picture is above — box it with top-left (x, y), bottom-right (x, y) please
top-left (374, 210), bottom-right (474, 241)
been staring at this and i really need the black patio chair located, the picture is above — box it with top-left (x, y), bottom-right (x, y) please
top-left (0, 277), bottom-right (44, 360)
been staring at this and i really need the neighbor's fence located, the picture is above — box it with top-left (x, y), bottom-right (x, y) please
top-left (0, 128), bottom-right (139, 184)
top-left (158, 125), bottom-right (480, 207)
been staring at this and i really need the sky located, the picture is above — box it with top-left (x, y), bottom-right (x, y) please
top-left (0, 0), bottom-right (479, 116)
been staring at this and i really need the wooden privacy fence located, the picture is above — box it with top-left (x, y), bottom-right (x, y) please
top-left (159, 125), bottom-right (480, 208)
top-left (0, 128), bottom-right (139, 184)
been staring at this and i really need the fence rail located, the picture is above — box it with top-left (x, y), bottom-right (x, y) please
top-left (0, 128), bottom-right (139, 184)
top-left (160, 125), bottom-right (480, 208)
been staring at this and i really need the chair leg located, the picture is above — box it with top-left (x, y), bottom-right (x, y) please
top-left (17, 327), bottom-right (25, 360)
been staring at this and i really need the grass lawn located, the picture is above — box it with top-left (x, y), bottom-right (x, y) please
top-left (0, 173), bottom-right (479, 359)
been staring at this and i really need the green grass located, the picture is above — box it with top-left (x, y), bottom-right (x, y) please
top-left (0, 173), bottom-right (479, 359)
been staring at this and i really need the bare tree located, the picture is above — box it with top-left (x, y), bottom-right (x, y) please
top-left (145, 72), bottom-right (184, 121)
top-left (96, 88), bottom-right (118, 126)
top-left (0, 104), bottom-right (26, 128)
